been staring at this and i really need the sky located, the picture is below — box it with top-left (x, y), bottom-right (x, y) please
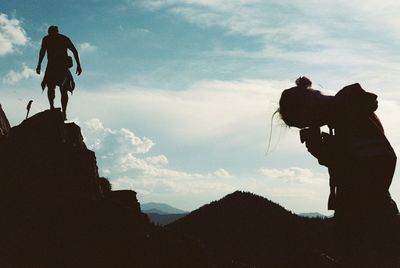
top-left (2, 0), bottom-right (400, 214)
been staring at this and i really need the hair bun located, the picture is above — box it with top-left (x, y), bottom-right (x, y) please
top-left (295, 76), bottom-right (312, 89)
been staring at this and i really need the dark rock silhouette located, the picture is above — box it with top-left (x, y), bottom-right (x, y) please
top-left (167, 191), bottom-right (337, 267)
top-left (1, 108), bottom-right (100, 201)
top-left (146, 212), bottom-right (189, 226)
top-left (0, 108), bottom-right (207, 268)
top-left (0, 104), bottom-right (10, 137)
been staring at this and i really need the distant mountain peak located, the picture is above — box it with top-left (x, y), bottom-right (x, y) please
top-left (167, 191), bottom-right (332, 267)
top-left (210, 190), bottom-right (290, 214)
top-left (141, 202), bottom-right (188, 214)
top-left (168, 190), bottom-right (297, 229)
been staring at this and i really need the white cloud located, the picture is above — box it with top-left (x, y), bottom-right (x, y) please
top-left (258, 167), bottom-right (326, 185)
top-left (145, 155), bottom-right (169, 166)
top-left (79, 42), bottom-right (97, 53)
top-left (76, 79), bottom-right (288, 143)
top-left (333, 0), bottom-right (400, 38)
top-left (136, 0), bottom-right (400, 78)
top-left (138, 1), bottom-right (327, 42)
top-left (0, 13), bottom-right (28, 55)
top-left (81, 118), bottom-right (237, 195)
top-left (138, 0), bottom-right (274, 38)
top-left (83, 118), bottom-right (154, 154)
top-left (138, 0), bottom-right (400, 42)
top-left (214, 168), bottom-right (232, 178)
top-left (81, 117), bottom-right (233, 177)
top-left (3, 64), bottom-right (37, 85)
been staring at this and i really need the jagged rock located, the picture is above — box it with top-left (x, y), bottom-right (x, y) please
top-left (0, 104), bottom-right (10, 137)
top-left (0, 108), bottom-right (100, 201)
top-left (0, 108), bottom-right (207, 268)
top-left (109, 190), bottom-right (141, 211)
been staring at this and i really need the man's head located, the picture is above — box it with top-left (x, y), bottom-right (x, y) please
top-left (48, 25), bottom-right (59, 35)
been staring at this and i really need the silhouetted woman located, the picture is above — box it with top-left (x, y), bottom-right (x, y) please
top-left (278, 77), bottom-right (399, 266)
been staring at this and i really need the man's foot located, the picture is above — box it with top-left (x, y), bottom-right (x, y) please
top-left (62, 112), bottom-right (67, 121)
top-left (50, 106), bottom-right (55, 110)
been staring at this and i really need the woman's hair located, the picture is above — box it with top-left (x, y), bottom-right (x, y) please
top-left (278, 76), bottom-right (313, 127)
top-left (267, 76), bottom-right (313, 153)
top-left (295, 76), bottom-right (312, 89)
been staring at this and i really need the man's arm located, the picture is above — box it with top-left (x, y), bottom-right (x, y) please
top-left (66, 38), bottom-right (82, 75)
top-left (36, 38), bottom-right (46, 75)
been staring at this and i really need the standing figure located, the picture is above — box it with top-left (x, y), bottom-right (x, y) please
top-left (36, 25), bottom-right (82, 121)
top-left (278, 77), bottom-right (399, 266)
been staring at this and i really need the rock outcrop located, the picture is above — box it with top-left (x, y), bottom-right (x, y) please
top-left (0, 108), bottom-right (206, 268)
top-left (0, 104), bottom-right (10, 137)
top-left (0, 109), bottom-right (101, 202)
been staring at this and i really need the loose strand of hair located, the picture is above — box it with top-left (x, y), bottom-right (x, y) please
top-left (266, 108), bottom-right (280, 156)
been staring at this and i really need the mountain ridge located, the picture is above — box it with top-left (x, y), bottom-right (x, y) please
top-left (141, 202), bottom-right (188, 214)
top-left (146, 212), bottom-right (189, 226)
top-left (167, 190), bottom-right (336, 267)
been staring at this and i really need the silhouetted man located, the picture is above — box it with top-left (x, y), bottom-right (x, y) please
top-left (36, 25), bottom-right (82, 121)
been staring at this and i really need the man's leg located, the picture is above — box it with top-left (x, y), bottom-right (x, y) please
top-left (60, 87), bottom-right (68, 121)
top-left (47, 85), bottom-right (56, 109)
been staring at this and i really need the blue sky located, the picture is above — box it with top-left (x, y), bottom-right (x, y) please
top-left (2, 0), bottom-right (400, 214)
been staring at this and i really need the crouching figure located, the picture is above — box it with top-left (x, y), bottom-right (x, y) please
top-left (279, 77), bottom-right (399, 266)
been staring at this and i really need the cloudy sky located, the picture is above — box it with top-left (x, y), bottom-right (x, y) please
top-left (2, 0), bottom-right (400, 214)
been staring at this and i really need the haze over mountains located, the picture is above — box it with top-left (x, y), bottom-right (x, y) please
top-left (141, 202), bottom-right (189, 226)
top-left (141, 202), bottom-right (188, 215)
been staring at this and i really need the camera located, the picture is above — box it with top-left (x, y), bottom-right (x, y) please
top-left (299, 127), bottom-right (321, 144)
